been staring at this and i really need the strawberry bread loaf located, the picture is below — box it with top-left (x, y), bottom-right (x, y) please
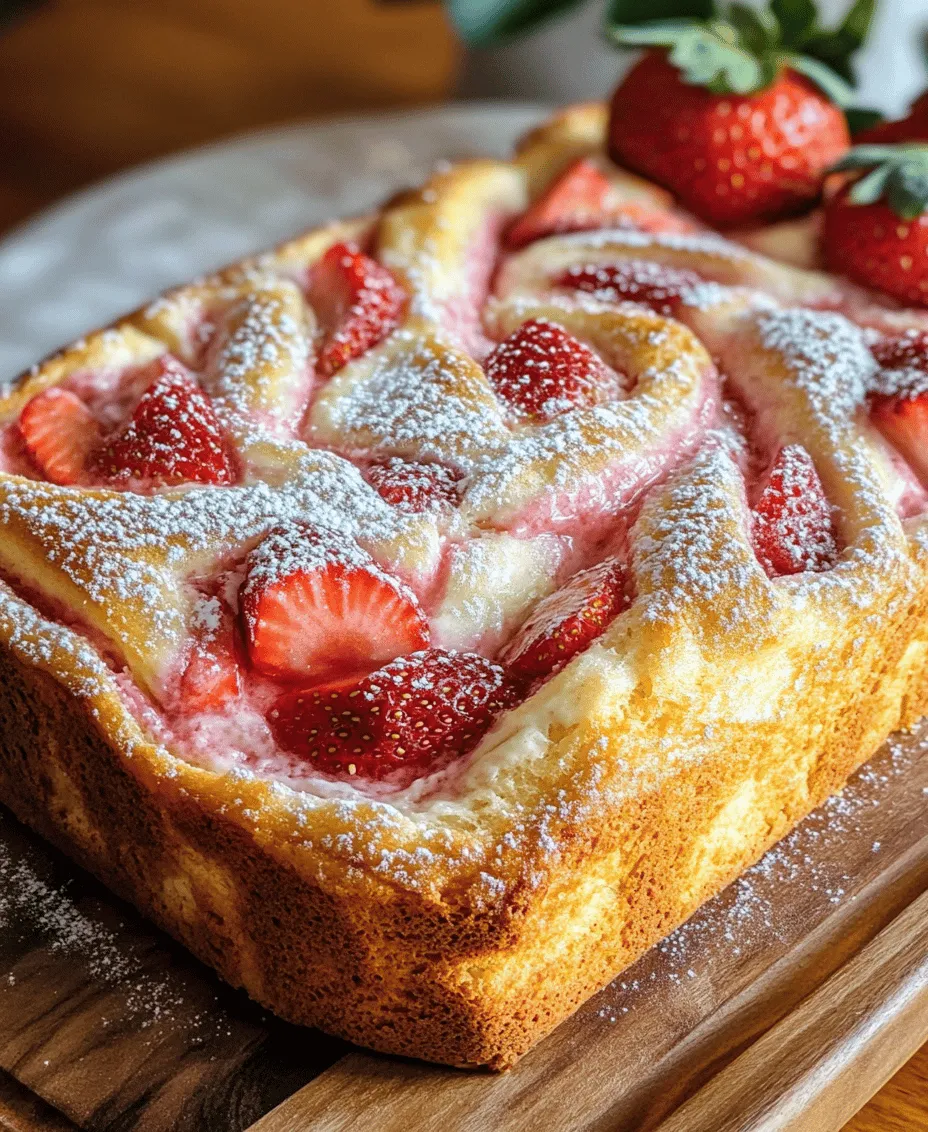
top-left (1, 44), bottom-right (928, 1067)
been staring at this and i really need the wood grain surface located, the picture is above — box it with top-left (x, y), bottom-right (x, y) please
top-left (658, 889), bottom-right (928, 1131)
top-left (0, 2), bottom-right (926, 1127)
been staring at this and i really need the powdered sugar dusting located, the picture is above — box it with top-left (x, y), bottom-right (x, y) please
top-left (208, 284), bottom-right (311, 439)
top-left (0, 110), bottom-right (925, 848)
top-left (0, 814), bottom-right (232, 1041)
top-left (755, 308), bottom-right (875, 430)
top-left (309, 326), bottom-right (509, 468)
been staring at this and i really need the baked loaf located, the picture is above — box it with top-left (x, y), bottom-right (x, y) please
top-left (1, 102), bottom-right (927, 1070)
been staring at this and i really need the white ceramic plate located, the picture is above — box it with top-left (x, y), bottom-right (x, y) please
top-left (0, 103), bottom-right (548, 383)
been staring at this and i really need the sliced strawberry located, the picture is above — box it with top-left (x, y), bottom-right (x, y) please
top-left (364, 457), bottom-right (462, 513)
top-left (870, 332), bottom-right (928, 480)
top-left (484, 318), bottom-right (613, 422)
top-left (872, 330), bottom-right (928, 373)
top-left (268, 648), bottom-right (513, 780)
top-left (178, 594), bottom-right (243, 712)
top-left (308, 242), bottom-right (406, 379)
top-left (501, 558), bottom-right (630, 688)
top-left (750, 444), bottom-right (838, 578)
top-left (508, 160), bottom-right (616, 250)
top-left (18, 387), bottom-right (99, 485)
top-left (557, 260), bottom-right (706, 314)
top-left (94, 358), bottom-right (236, 487)
top-left (241, 521), bottom-right (429, 683)
top-left (507, 158), bottom-right (695, 250)
top-left (871, 392), bottom-right (928, 484)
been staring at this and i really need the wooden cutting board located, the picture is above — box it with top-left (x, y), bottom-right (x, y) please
top-left (0, 723), bottom-right (926, 1132)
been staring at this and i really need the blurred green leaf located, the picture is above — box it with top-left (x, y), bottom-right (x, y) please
top-left (727, 2), bottom-right (778, 56)
top-left (787, 52), bottom-right (855, 105)
top-left (606, 0), bottom-right (716, 24)
top-left (446, 0), bottom-right (587, 45)
top-left (836, 0), bottom-right (876, 50)
top-left (833, 144), bottom-right (928, 220)
top-left (609, 19), bottom-right (775, 94)
top-left (770, 0), bottom-right (817, 46)
top-left (799, 0), bottom-right (876, 82)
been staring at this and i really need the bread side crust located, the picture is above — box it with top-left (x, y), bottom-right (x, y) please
top-left (1, 579), bottom-right (924, 1069)
top-left (1, 103), bottom-right (928, 1070)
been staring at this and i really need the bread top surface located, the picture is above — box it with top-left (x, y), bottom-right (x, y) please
top-left (1, 101), bottom-right (927, 905)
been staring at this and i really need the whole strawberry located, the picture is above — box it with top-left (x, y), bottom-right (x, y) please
top-left (822, 144), bottom-right (928, 307)
top-left (606, 1), bottom-right (873, 227)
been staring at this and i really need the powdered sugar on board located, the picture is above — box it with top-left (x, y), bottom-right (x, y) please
top-left (0, 816), bottom-right (215, 1038)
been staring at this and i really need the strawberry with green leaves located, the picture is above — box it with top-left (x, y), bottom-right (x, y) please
top-left (447, 0), bottom-right (877, 228)
top-left (822, 144), bottom-right (928, 307)
top-left (605, 0), bottom-right (875, 227)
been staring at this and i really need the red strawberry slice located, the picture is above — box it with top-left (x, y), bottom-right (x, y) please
top-left (855, 90), bottom-right (928, 144)
top-left (364, 457), bottom-right (462, 513)
top-left (501, 558), bottom-right (630, 688)
top-left (269, 648), bottom-right (513, 779)
top-left (18, 387), bottom-right (100, 485)
top-left (872, 330), bottom-right (928, 373)
top-left (94, 358), bottom-right (236, 487)
top-left (508, 160), bottom-right (617, 250)
top-left (557, 260), bottom-right (706, 315)
top-left (507, 158), bottom-right (695, 250)
top-left (309, 242), bottom-right (406, 379)
top-left (750, 444), bottom-right (838, 578)
top-left (178, 594), bottom-right (243, 712)
top-left (484, 318), bottom-right (613, 422)
top-left (241, 521), bottom-right (429, 683)
top-left (870, 331), bottom-right (928, 481)
top-left (871, 392), bottom-right (928, 484)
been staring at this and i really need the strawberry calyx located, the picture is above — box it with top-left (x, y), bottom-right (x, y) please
top-left (828, 143), bottom-right (928, 220)
top-left (606, 0), bottom-right (873, 104)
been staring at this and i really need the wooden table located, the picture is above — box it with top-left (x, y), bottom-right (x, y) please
top-left (0, 2), bottom-right (925, 1127)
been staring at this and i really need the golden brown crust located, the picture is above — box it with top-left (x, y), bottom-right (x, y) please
top-left (0, 104), bottom-right (927, 1070)
top-left (1, 590), bottom-right (925, 1069)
